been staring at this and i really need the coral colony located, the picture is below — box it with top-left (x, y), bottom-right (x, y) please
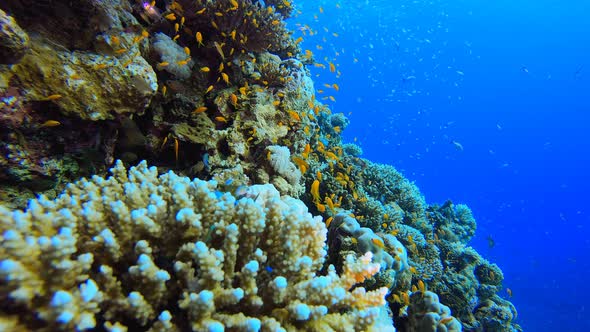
top-left (0, 0), bottom-right (519, 331)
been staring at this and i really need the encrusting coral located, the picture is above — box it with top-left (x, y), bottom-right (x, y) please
top-left (0, 8), bottom-right (29, 64)
top-left (0, 0), bottom-right (159, 204)
top-left (0, 160), bottom-right (392, 331)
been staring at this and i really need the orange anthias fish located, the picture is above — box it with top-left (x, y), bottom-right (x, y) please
top-left (329, 62), bottom-right (336, 73)
top-left (196, 32), bottom-right (204, 46)
top-left (44, 94), bottom-right (62, 101)
top-left (40, 120), bottom-right (61, 127)
top-left (229, 93), bottom-right (238, 106)
top-left (418, 280), bottom-right (426, 292)
top-left (193, 106), bottom-right (207, 114)
top-left (440, 317), bottom-right (454, 324)
top-left (316, 202), bottom-right (326, 212)
top-left (310, 179), bottom-right (320, 203)
top-left (291, 156), bottom-right (308, 173)
top-left (371, 237), bottom-right (385, 249)
top-left (174, 138), bottom-right (179, 163)
top-left (325, 216), bottom-right (333, 227)
top-left (221, 72), bottom-right (230, 85)
top-left (302, 143), bottom-right (310, 158)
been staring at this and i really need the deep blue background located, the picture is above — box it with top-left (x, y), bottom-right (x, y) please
top-left (291, 0), bottom-right (590, 330)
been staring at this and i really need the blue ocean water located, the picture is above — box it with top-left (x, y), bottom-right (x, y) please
top-left (291, 0), bottom-right (590, 330)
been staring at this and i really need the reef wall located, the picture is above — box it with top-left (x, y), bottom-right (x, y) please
top-left (0, 0), bottom-right (520, 331)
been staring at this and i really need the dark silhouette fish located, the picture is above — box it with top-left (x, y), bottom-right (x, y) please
top-left (487, 235), bottom-right (495, 249)
top-left (574, 65), bottom-right (583, 79)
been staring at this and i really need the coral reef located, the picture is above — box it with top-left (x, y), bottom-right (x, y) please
top-left (266, 145), bottom-right (303, 196)
top-left (342, 143), bottom-right (363, 157)
top-left (0, 0), bottom-right (159, 204)
top-left (0, 0), bottom-right (309, 205)
top-left (295, 144), bottom-right (519, 331)
top-left (0, 8), bottom-right (29, 64)
top-left (405, 291), bottom-right (462, 332)
top-left (0, 161), bottom-right (392, 331)
top-left (473, 296), bottom-right (519, 332)
top-left (428, 201), bottom-right (476, 244)
top-left (169, 0), bottom-right (299, 59)
top-left (12, 38), bottom-right (157, 121)
top-left (327, 214), bottom-right (408, 278)
top-left (0, 0), bottom-right (521, 331)
top-left (326, 213), bottom-right (410, 296)
top-left (2, 0), bottom-right (156, 120)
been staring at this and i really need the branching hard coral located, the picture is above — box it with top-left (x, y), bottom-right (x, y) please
top-left (427, 201), bottom-right (476, 244)
top-left (359, 162), bottom-right (430, 232)
top-left (300, 153), bottom-right (429, 234)
top-left (342, 143), bottom-right (363, 157)
top-left (254, 53), bottom-right (292, 88)
top-left (0, 161), bottom-right (391, 331)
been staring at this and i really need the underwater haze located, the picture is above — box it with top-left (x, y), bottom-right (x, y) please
top-left (1, 0), bottom-right (588, 329)
top-left (294, 0), bottom-right (590, 331)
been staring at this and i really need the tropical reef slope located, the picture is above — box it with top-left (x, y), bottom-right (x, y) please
top-left (0, 0), bottom-right (520, 331)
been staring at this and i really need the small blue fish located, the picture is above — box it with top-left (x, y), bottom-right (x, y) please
top-left (202, 153), bottom-right (209, 169)
top-left (225, 178), bottom-right (233, 185)
top-left (451, 140), bottom-right (463, 151)
top-left (234, 185), bottom-right (248, 198)
top-left (265, 265), bottom-right (273, 273)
